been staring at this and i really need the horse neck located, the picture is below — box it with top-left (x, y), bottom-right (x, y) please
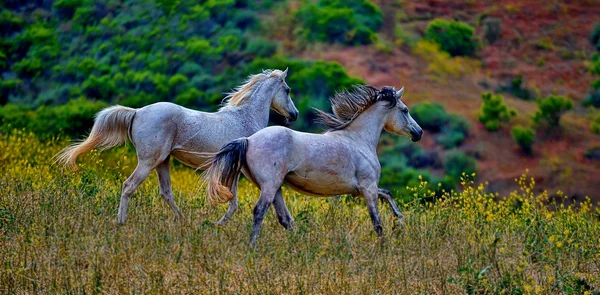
top-left (226, 81), bottom-right (274, 130)
top-left (340, 103), bottom-right (388, 150)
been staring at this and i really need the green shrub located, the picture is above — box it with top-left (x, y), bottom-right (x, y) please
top-left (410, 102), bottom-right (469, 149)
top-left (444, 151), bottom-right (477, 181)
top-left (0, 98), bottom-right (107, 139)
top-left (295, 0), bottom-right (381, 45)
top-left (590, 23), bottom-right (600, 51)
top-left (245, 38), bottom-right (277, 57)
top-left (584, 88), bottom-right (600, 108)
top-left (591, 113), bottom-right (600, 134)
top-left (53, 0), bottom-right (84, 17)
top-left (505, 74), bottom-right (534, 100)
top-left (12, 58), bottom-right (44, 78)
top-left (82, 75), bottom-right (117, 100)
top-left (425, 19), bottom-right (479, 57)
top-left (482, 17), bottom-right (502, 44)
top-left (584, 55), bottom-right (600, 107)
top-left (478, 92), bottom-right (516, 131)
top-left (511, 125), bottom-right (535, 155)
top-left (410, 102), bottom-right (448, 132)
top-left (0, 10), bottom-right (24, 36)
top-left (168, 74), bottom-right (189, 88)
top-left (0, 79), bottom-right (21, 105)
top-left (533, 95), bottom-right (573, 127)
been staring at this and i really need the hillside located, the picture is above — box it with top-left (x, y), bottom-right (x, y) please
top-left (292, 0), bottom-right (600, 200)
top-left (1, 0), bottom-right (600, 200)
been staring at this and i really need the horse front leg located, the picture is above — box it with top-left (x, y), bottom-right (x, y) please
top-left (215, 175), bottom-right (239, 226)
top-left (378, 188), bottom-right (404, 228)
top-left (361, 184), bottom-right (383, 237)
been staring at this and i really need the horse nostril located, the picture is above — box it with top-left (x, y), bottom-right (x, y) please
top-left (411, 129), bottom-right (423, 142)
top-left (290, 111), bottom-right (298, 121)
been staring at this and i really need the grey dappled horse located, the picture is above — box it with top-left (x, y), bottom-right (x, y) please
top-left (204, 85), bottom-right (423, 245)
top-left (57, 69), bottom-right (298, 224)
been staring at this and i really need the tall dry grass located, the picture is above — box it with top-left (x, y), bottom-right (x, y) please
top-left (0, 130), bottom-right (599, 294)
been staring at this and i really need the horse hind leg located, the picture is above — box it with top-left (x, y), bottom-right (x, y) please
top-left (214, 176), bottom-right (239, 226)
top-left (117, 163), bottom-right (153, 225)
top-left (273, 188), bottom-right (294, 230)
top-left (156, 156), bottom-right (184, 221)
top-left (250, 185), bottom-right (280, 247)
top-left (117, 144), bottom-right (172, 225)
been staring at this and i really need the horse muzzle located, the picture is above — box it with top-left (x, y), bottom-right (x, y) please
top-left (288, 110), bottom-right (298, 122)
top-left (411, 129), bottom-right (423, 142)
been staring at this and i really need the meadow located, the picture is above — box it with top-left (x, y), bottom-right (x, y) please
top-left (1, 130), bottom-right (599, 294)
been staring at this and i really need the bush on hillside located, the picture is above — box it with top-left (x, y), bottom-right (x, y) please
top-left (533, 95), bottom-right (573, 127)
top-left (295, 0), bottom-right (382, 45)
top-left (591, 113), bottom-right (600, 134)
top-left (410, 102), bottom-right (469, 149)
top-left (511, 125), bottom-right (535, 155)
top-left (0, 98), bottom-right (107, 139)
top-left (584, 55), bottom-right (600, 107)
top-left (425, 19), bottom-right (479, 57)
top-left (444, 151), bottom-right (477, 182)
top-left (590, 23), bottom-right (600, 51)
top-left (483, 17), bottom-right (502, 44)
top-left (410, 102), bottom-right (448, 132)
top-left (478, 92), bottom-right (516, 131)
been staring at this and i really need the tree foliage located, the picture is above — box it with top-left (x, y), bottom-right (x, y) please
top-left (425, 18), bottom-right (479, 57)
top-left (295, 0), bottom-right (382, 45)
top-left (478, 92), bottom-right (516, 131)
top-left (511, 125), bottom-right (535, 155)
top-left (533, 95), bottom-right (573, 127)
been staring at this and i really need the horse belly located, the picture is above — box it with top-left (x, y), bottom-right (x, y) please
top-left (171, 150), bottom-right (210, 169)
top-left (284, 170), bottom-right (358, 197)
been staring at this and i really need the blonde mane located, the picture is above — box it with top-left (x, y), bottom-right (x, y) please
top-left (222, 69), bottom-right (284, 107)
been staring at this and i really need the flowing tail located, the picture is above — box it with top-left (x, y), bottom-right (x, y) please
top-left (203, 138), bottom-right (249, 205)
top-left (55, 105), bottom-right (136, 168)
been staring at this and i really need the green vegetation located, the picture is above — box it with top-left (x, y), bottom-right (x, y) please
top-left (533, 95), bottom-right (574, 127)
top-left (591, 113), bottom-right (600, 134)
top-left (590, 23), bottom-right (600, 51)
top-left (444, 150), bottom-right (477, 182)
top-left (0, 98), bottom-right (108, 140)
top-left (294, 0), bottom-right (382, 45)
top-left (425, 18), bottom-right (479, 57)
top-left (504, 74), bottom-right (534, 100)
top-left (482, 17), bottom-right (502, 44)
top-left (478, 92), bottom-right (516, 131)
top-left (511, 125), bottom-right (535, 155)
top-left (583, 54), bottom-right (600, 108)
top-left (411, 102), bottom-right (469, 149)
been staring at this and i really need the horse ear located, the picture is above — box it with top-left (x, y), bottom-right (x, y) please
top-left (395, 86), bottom-right (405, 99)
top-left (282, 68), bottom-right (288, 80)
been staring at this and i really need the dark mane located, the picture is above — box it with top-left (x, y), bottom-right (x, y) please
top-left (314, 85), bottom-right (397, 131)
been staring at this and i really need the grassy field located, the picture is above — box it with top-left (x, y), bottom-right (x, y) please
top-left (1, 130), bottom-right (599, 294)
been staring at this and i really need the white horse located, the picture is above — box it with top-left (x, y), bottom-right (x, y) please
top-left (203, 86), bottom-right (423, 245)
top-left (57, 69), bottom-right (298, 224)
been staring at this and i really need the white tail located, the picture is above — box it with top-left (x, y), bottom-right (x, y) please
top-left (55, 105), bottom-right (136, 169)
